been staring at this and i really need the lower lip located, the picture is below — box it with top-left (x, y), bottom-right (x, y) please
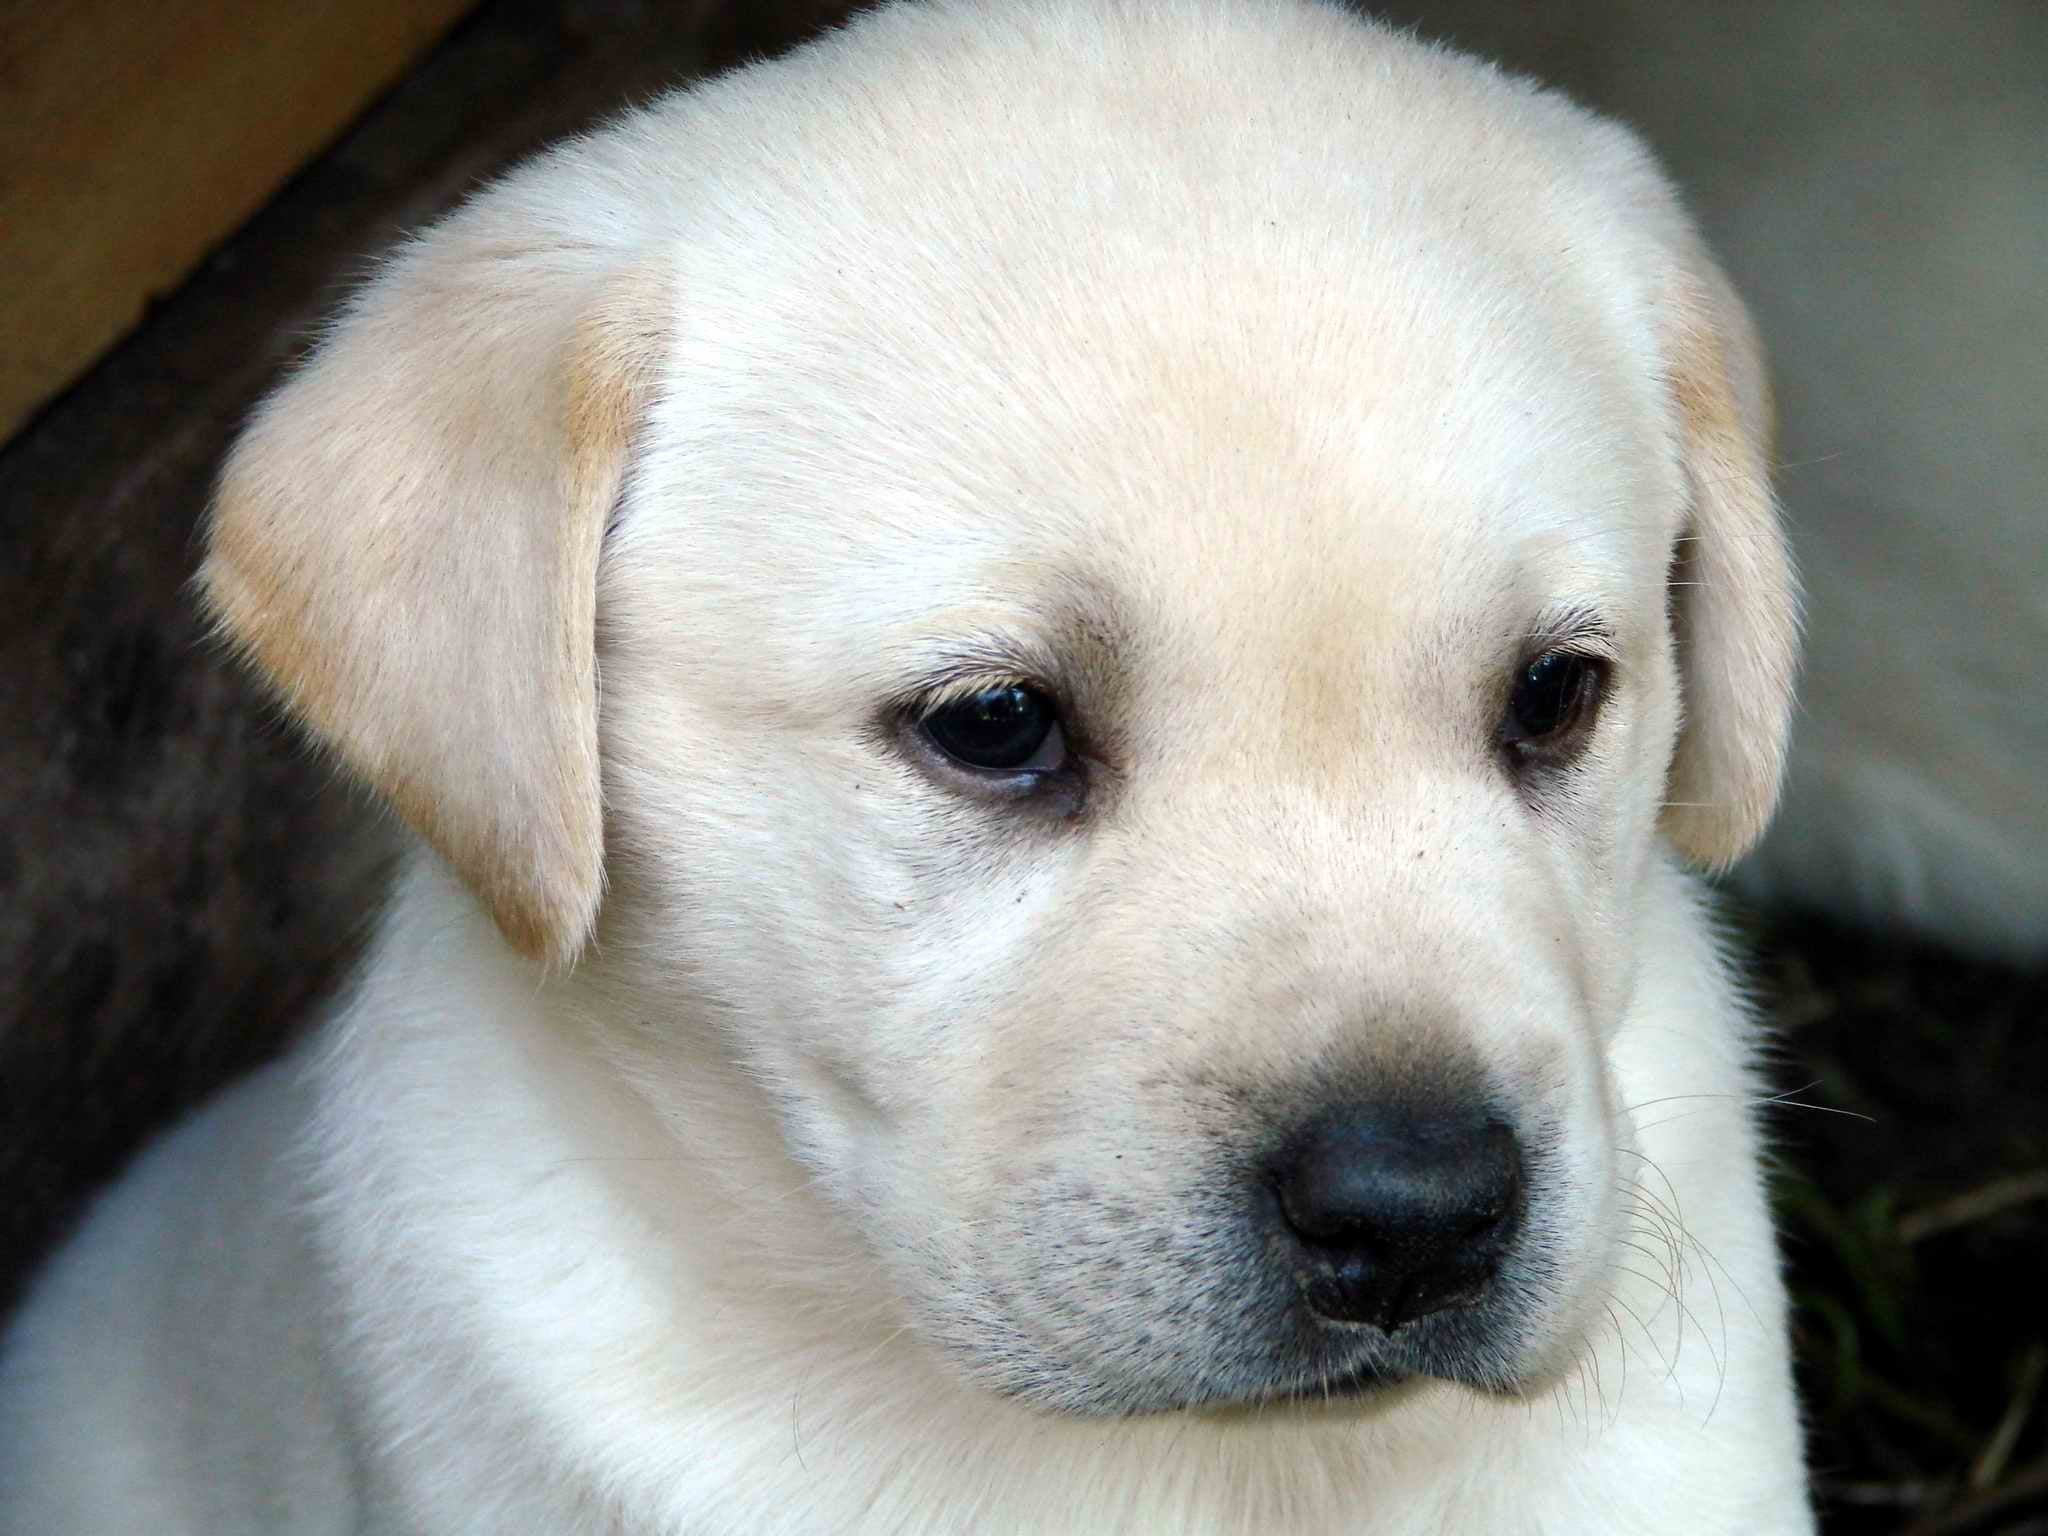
top-left (1281, 1363), bottom-right (1407, 1403)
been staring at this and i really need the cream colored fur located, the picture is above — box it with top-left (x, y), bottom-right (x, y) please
top-left (0, 2), bottom-right (1813, 1530)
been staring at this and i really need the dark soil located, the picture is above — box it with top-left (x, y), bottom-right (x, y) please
top-left (1761, 915), bottom-right (2048, 1535)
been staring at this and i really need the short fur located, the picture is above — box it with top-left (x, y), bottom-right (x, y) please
top-left (0, 3), bottom-right (1813, 1531)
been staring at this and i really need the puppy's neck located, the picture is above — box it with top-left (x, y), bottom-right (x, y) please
top-left (297, 849), bottom-right (1772, 1535)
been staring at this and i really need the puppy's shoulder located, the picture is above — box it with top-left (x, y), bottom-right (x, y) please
top-left (0, 1057), bottom-right (358, 1535)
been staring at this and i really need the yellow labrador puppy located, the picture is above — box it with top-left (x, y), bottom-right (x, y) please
top-left (0, 1), bottom-right (1812, 1530)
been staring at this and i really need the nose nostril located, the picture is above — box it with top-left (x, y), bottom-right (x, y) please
top-left (1272, 1103), bottom-right (1523, 1330)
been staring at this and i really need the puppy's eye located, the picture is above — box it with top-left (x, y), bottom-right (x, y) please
top-left (921, 686), bottom-right (1065, 773)
top-left (1503, 652), bottom-right (1602, 752)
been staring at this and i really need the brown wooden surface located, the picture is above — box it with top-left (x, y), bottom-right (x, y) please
top-left (0, 0), bottom-right (478, 441)
top-left (0, 0), bottom-right (845, 1319)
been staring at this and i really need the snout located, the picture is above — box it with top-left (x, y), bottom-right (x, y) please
top-left (950, 1033), bottom-right (1578, 1413)
top-left (1270, 1100), bottom-right (1523, 1332)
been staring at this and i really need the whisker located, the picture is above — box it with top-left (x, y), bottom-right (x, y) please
top-left (1624, 1084), bottom-right (1876, 1135)
top-left (1605, 1287), bottom-right (1682, 1398)
top-left (1618, 1147), bottom-right (1759, 1420)
top-left (1769, 451), bottom-right (1847, 473)
top-left (1617, 1265), bottom-right (1723, 1385)
top-left (1602, 1301), bottom-right (1631, 1421)
top-left (1583, 1324), bottom-right (1609, 1437)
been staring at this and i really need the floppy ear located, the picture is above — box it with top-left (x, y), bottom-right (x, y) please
top-left (201, 191), bottom-right (669, 968)
top-left (1656, 248), bottom-right (1801, 867)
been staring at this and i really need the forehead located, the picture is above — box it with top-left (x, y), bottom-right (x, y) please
top-left (621, 10), bottom-right (1685, 683)
top-left (634, 277), bottom-right (1678, 692)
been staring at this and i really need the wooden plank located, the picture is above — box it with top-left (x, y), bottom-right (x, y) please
top-left (0, 0), bottom-right (478, 441)
top-left (0, 0), bottom-right (745, 1317)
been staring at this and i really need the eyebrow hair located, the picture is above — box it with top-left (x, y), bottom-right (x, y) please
top-left (883, 579), bottom-right (1134, 742)
top-left (890, 628), bottom-right (1070, 714)
top-left (1523, 604), bottom-right (1618, 660)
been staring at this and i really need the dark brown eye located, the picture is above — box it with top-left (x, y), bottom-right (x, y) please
top-left (921, 686), bottom-right (1064, 772)
top-left (1503, 652), bottom-right (1600, 751)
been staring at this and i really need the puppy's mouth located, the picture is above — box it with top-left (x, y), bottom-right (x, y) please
top-left (1181, 1364), bottom-right (1411, 1422)
top-left (1105, 1305), bottom-right (1527, 1420)
top-left (1231, 1312), bottom-right (1525, 1414)
top-left (1271, 1358), bottom-right (1411, 1407)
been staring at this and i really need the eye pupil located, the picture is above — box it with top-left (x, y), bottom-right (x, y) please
top-left (922, 686), bottom-right (1057, 770)
top-left (1508, 652), bottom-right (1590, 741)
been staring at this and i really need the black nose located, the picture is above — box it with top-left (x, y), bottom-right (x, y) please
top-left (1272, 1101), bottom-right (1522, 1331)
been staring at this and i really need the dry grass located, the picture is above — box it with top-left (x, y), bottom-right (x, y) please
top-left (1759, 912), bottom-right (2048, 1534)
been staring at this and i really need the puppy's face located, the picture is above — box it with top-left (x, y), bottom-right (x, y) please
top-left (204, 3), bottom-right (1795, 1419)
top-left (592, 208), bottom-right (1681, 1413)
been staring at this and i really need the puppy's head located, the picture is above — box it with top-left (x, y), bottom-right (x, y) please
top-left (205, 2), bottom-right (1795, 1415)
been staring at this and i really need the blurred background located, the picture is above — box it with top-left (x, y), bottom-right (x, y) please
top-left (2, 2), bottom-right (2042, 1530)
